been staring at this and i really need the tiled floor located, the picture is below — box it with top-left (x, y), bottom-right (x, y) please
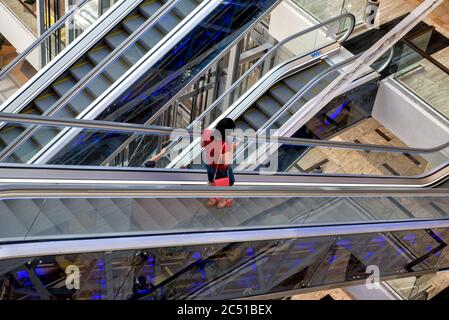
top-left (291, 288), bottom-right (355, 300)
top-left (380, 0), bottom-right (449, 39)
top-left (386, 271), bottom-right (449, 300)
top-left (290, 118), bottom-right (430, 176)
top-left (395, 50), bottom-right (449, 120)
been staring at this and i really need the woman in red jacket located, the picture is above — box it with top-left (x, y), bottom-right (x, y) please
top-left (202, 118), bottom-right (237, 209)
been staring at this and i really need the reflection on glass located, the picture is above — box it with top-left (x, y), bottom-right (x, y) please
top-left (1, 227), bottom-right (448, 300)
top-left (394, 42), bottom-right (449, 121)
top-left (0, 191), bottom-right (448, 242)
top-left (293, 0), bottom-right (366, 24)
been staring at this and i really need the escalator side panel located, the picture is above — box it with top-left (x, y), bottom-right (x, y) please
top-left (1, 226), bottom-right (448, 300)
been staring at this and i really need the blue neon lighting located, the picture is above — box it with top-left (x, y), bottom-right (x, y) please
top-left (325, 100), bottom-right (349, 125)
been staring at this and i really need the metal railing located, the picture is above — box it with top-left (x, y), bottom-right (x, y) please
top-left (2, 217), bottom-right (449, 260)
top-left (0, 111), bottom-right (448, 156)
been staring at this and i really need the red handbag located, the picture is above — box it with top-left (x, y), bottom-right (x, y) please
top-left (213, 175), bottom-right (230, 187)
top-left (213, 143), bottom-right (230, 187)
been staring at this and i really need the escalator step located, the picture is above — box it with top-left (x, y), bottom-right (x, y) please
top-left (136, 27), bottom-right (165, 51)
top-left (87, 198), bottom-right (131, 230)
top-left (138, 0), bottom-right (163, 19)
top-left (60, 198), bottom-right (96, 215)
top-left (31, 199), bottom-right (86, 235)
top-left (104, 30), bottom-right (147, 66)
top-left (0, 126), bottom-right (24, 145)
top-left (121, 14), bottom-right (146, 34)
top-left (172, 0), bottom-right (198, 18)
top-left (67, 90), bottom-right (95, 115)
top-left (121, 44), bottom-right (147, 66)
top-left (283, 73), bottom-right (307, 92)
top-left (157, 198), bottom-right (193, 222)
top-left (300, 62), bottom-right (327, 82)
top-left (256, 96), bottom-right (282, 117)
top-left (121, 16), bottom-right (164, 51)
top-left (155, 12), bottom-right (181, 34)
top-left (136, 198), bottom-right (178, 228)
top-left (289, 99), bottom-right (307, 114)
top-left (52, 77), bottom-right (77, 97)
top-left (3, 199), bottom-right (41, 229)
top-left (50, 105), bottom-right (77, 119)
top-left (235, 119), bottom-right (252, 132)
top-left (31, 126), bottom-right (61, 149)
top-left (130, 200), bottom-right (164, 229)
top-left (86, 44), bottom-right (112, 65)
top-left (268, 83), bottom-right (295, 105)
top-left (83, 75), bottom-right (112, 98)
top-left (256, 96), bottom-right (290, 126)
top-left (33, 92), bottom-right (60, 113)
top-left (102, 58), bottom-right (130, 82)
top-left (11, 138), bottom-right (39, 163)
top-left (0, 201), bottom-right (28, 238)
top-left (104, 29), bottom-right (129, 48)
top-left (242, 108), bottom-right (269, 130)
top-left (69, 60), bottom-right (94, 81)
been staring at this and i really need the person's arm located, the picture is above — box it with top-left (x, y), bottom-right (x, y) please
top-left (222, 143), bottom-right (234, 165)
top-left (150, 147), bottom-right (167, 162)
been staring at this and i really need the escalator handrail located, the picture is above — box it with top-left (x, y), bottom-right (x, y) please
top-left (261, 54), bottom-right (362, 134)
top-left (0, 0), bottom-right (190, 162)
top-left (231, 49), bottom-right (396, 164)
top-left (1, 182), bottom-right (449, 198)
top-left (269, 47), bottom-right (395, 134)
top-left (1, 219), bottom-right (449, 260)
top-left (0, 158), bottom-right (448, 189)
top-left (0, 110), bottom-right (448, 155)
top-left (186, 12), bottom-right (356, 130)
top-left (0, 0), bottom-right (90, 81)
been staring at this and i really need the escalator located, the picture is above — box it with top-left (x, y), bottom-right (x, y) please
top-left (0, 0), bottom-right (214, 163)
top-left (0, 0), bottom-right (281, 166)
top-left (234, 61), bottom-right (334, 131)
top-left (0, 162), bottom-right (448, 300)
top-left (166, 46), bottom-right (390, 170)
top-left (0, 103), bottom-right (448, 299)
top-left (26, 12), bottom-right (355, 167)
top-left (2, 221), bottom-right (449, 300)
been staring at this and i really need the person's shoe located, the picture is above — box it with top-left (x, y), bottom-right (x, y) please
top-left (216, 199), bottom-right (232, 209)
top-left (206, 198), bottom-right (218, 207)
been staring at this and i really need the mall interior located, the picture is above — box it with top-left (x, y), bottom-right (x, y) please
top-left (0, 0), bottom-right (449, 300)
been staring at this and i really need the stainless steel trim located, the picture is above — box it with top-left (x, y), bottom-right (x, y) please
top-left (263, 54), bottom-right (361, 132)
top-left (0, 186), bottom-right (448, 198)
top-left (377, 47), bottom-right (395, 73)
top-left (1, 219), bottom-right (449, 260)
top-left (0, 160), bottom-right (448, 189)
